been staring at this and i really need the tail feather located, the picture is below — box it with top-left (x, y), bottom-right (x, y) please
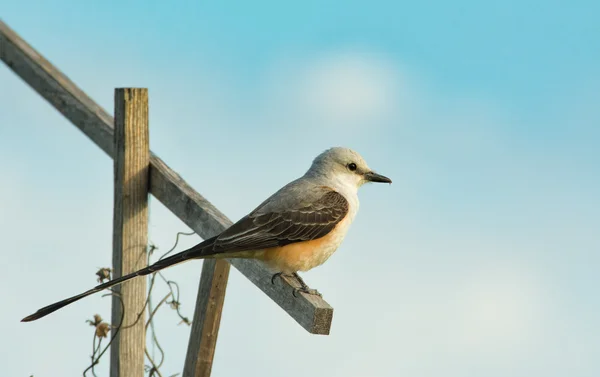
top-left (21, 236), bottom-right (219, 322)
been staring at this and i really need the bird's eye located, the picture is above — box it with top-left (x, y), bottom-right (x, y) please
top-left (347, 163), bottom-right (357, 171)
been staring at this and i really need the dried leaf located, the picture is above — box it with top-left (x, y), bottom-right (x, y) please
top-left (95, 322), bottom-right (110, 338)
top-left (87, 314), bottom-right (110, 338)
top-left (95, 268), bottom-right (112, 283)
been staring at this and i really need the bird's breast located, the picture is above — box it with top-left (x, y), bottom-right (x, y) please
top-left (260, 206), bottom-right (357, 273)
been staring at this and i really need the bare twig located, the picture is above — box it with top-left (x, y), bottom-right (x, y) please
top-left (143, 231), bottom-right (195, 375)
top-left (157, 232), bottom-right (195, 261)
top-left (145, 347), bottom-right (165, 377)
top-left (157, 274), bottom-right (191, 325)
top-left (83, 292), bottom-right (125, 377)
top-left (146, 293), bottom-right (169, 369)
top-left (146, 294), bottom-right (171, 331)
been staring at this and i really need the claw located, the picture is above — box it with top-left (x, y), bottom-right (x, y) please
top-left (271, 272), bottom-right (283, 285)
top-left (293, 287), bottom-right (322, 297)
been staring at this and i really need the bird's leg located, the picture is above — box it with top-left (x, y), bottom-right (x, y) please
top-left (292, 272), bottom-right (309, 289)
top-left (291, 272), bottom-right (322, 297)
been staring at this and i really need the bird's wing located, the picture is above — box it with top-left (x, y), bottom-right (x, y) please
top-left (205, 185), bottom-right (349, 254)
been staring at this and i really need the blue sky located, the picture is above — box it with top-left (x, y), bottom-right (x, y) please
top-left (1, 1), bottom-right (599, 376)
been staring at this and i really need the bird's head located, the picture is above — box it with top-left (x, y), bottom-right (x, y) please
top-left (307, 147), bottom-right (392, 189)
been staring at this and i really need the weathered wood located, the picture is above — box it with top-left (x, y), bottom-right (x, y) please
top-left (0, 19), bottom-right (333, 335)
top-left (183, 259), bottom-right (229, 377)
top-left (111, 88), bottom-right (150, 377)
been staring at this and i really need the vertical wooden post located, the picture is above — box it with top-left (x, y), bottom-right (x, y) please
top-left (183, 259), bottom-right (230, 377)
top-left (110, 88), bottom-right (150, 377)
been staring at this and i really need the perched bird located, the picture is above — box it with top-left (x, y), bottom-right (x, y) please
top-left (22, 147), bottom-right (391, 322)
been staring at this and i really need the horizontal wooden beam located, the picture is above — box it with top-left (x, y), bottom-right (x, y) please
top-left (0, 19), bottom-right (333, 334)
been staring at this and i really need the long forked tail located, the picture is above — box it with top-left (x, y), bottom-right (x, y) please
top-left (21, 236), bottom-right (219, 322)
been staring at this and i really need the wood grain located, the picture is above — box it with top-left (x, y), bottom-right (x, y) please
top-left (110, 88), bottom-right (149, 377)
top-left (183, 259), bottom-right (229, 377)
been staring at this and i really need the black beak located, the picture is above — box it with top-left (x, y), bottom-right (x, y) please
top-left (364, 171), bottom-right (392, 183)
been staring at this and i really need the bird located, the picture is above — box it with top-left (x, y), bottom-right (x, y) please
top-left (21, 147), bottom-right (391, 322)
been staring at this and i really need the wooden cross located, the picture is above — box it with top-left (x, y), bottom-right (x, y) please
top-left (0, 19), bottom-right (333, 377)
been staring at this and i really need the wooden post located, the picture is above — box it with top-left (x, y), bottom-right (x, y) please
top-left (110, 88), bottom-right (150, 377)
top-left (183, 259), bottom-right (229, 377)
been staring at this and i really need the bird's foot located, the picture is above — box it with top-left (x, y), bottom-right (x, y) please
top-left (271, 272), bottom-right (322, 297)
top-left (291, 272), bottom-right (322, 297)
top-left (293, 287), bottom-right (322, 298)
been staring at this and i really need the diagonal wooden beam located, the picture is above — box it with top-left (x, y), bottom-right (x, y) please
top-left (0, 19), bottom-right (333, 341)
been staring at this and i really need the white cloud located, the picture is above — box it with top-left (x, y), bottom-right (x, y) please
top-left (296, 53), bottom-right (400, 124)
top-left (261, 51), bottom-right (409, 131)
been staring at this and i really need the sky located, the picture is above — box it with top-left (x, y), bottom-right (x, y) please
top-left (1, 1), bottom-right (599, 376)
